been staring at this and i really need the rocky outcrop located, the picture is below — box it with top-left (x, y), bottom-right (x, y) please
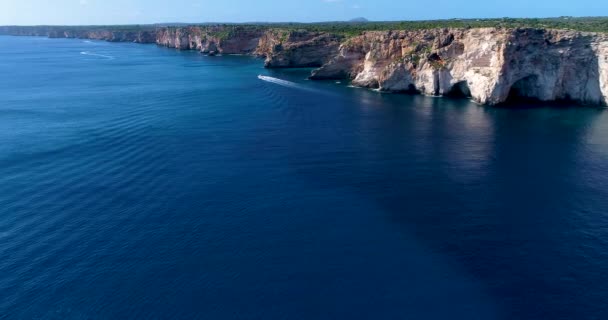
top-left (156, 27), bottom-right (342, 66)
top-left (489, 29), bottom-right (607, 105)
top-left (156, 26), bottom-right (264, 54)
top-left (599, 43), bottom-right (608, 106)
top-left (156, 27), bottom-right (201, 50)
top-left (311, 28), bottom-right (608, 106)
top-left (256, 30), bottom-right (343, 67)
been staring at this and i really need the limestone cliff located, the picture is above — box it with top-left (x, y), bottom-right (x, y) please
top-left (156, 27), bottom-right (342, 67)
top-left (311, 28), bottom-right (608, 106)
top-left (156, 26), bottom-right (264, 54)
top-left (2, 25), bottom-right (607, 106)
top-left (256, 30), bottom-right (343, 67)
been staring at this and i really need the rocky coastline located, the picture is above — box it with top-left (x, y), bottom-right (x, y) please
top-left (1, 25), bottom-right (606, 106)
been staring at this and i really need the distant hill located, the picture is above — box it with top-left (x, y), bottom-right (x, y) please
top-left (349, 17), bottom-right (369, 23)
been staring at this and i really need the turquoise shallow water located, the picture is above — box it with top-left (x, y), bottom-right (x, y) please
top-left (1, 35), bottom-right (608, 319)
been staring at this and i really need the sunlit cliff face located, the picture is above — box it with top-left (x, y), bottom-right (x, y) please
top-left (312, 28), bottom-right (608, 106)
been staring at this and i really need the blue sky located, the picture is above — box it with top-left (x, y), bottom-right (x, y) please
top-left (1, 0), bottom-right (607, 25)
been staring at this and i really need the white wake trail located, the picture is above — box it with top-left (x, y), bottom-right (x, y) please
top-left (80, 51), bottom-right (115, 60)
top-left (258, 75), bottom-right (310, 91)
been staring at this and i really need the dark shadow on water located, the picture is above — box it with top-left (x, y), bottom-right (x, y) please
top-left (496, 97), bottom-right (607, 110)
top-left (257, 87), bottom-right (608, 319)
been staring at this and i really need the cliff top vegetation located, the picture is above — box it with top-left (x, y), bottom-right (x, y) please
top-left (271, 16), bottom-right (608, 35)
top-left (2, 17), bottom-right (608, 36)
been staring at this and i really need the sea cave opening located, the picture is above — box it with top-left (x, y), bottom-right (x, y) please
top-left (446, 81), bottom-right (471, 98)
top-left (407, 84), bottom-right (419, 93)
top-left (506, 75), bottom-right (542, 102)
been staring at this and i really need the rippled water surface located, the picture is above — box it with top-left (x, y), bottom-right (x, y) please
top-left (1, 36), bottom-right (608, 319)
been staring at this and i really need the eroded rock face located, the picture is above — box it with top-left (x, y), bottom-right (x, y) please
top-left (311, 28), bottom-right (608, 106)
top-left (156, 26), bottom-right (264, 54)
top-left (257, 30), bottom-right (343, 68)
top-left (156, 27), bottom-right (201, 50)
top-left (493, 29), bottom-right (607, 105)
top-left (156, 27), bottom-right (342, 67)
top-left (599, 42), bottom-right (608, 106)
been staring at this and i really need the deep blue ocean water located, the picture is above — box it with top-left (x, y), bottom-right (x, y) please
top-left (1, 35), bottom-right (608, 319)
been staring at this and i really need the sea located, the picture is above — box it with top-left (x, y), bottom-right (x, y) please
top-left (1, 35), bottom-right (607, 319)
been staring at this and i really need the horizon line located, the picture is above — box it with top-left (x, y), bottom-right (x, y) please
top-left (2, 15), bottom-right (607, 27)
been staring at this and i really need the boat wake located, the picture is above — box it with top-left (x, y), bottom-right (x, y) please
top-left (258, 75), bottom-right (309, 91)
top-left (80, 51), bottom-right (115, 60)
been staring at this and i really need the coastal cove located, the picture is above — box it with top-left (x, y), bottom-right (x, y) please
top-left (1, 35), bottom-right (608, 319)
top-left (2, 23), bottom-right (608, 107)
